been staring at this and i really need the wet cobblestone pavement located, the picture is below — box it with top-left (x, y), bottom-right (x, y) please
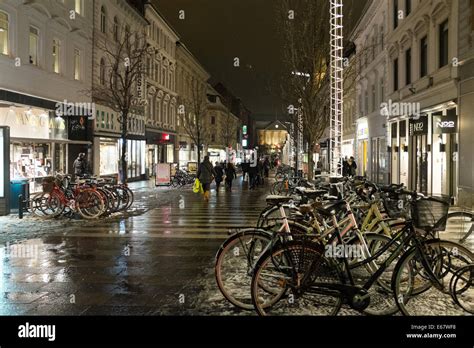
top-left (0, 176), bottom-right (472, 316)
top-left (0, 177), bottom-right (269, 315)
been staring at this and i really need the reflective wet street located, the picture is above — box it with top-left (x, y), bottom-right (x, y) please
top-left (0, 177), bottom-right (269, 315)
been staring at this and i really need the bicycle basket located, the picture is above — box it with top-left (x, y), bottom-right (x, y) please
top-left (382, 192), bottom-right (411, 219)
top-left (412, 196), bottom-right (450, 231)
top-left (42, 177), bottom-right (55, 193)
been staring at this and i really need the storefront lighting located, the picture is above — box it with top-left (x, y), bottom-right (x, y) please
top-left (0, 28), bottom-right (4, 32)
top-left (275, 125), bottom-right (279, 129)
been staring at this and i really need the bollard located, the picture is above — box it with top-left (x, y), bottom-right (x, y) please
top-left (18, 194), bottom-right (24, 219)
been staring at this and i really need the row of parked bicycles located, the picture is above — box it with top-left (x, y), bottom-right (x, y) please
top-left (215, 175), bottom-right (474, 316)
top-left (28, 173), bottom-right (134, 219)
top-left (170, 170), bottom-right (196, 188)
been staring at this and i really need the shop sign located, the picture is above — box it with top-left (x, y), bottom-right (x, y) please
top-left (155, 163), bottom-right (171, 186)
top-left (409, 116), bottom-right (428, 136)
top-left (357, 121), bottom-right (369, 140)
top-left (4, 109), bottom-right (67, 140)
top-left (187, 162), bottom-right (198, 174)
top-left (433, 114), bottom-right (457, 134)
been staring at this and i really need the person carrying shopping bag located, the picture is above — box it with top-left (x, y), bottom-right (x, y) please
top-left (197, 156), bottom-right (216, 201)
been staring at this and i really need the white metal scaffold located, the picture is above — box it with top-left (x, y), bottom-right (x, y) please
top-left (329, 0), bottom-right (344, 177)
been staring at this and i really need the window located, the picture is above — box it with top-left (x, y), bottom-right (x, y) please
top-left (211, 115), bottom-right (216, 125)
top-left (0, 11), bottom-right (8, 55)
top-left (52, 39), bottom-right (60, 73)
top-left (74, 49), bottom-right (80, 80)
top-left (100, 7), bottom-right (107, 34)
top-left (113, 17), bottom-right (119, 41)
top-left (211, 134), bottom-right (216, 142)
top-left (393, 0), bottom-right (398, 29)
top-left (405, 48), bottom-right (411, 85)
top-left (29, 27), bottom-right (39, 65)
top-left (405, 0), bottom-right (411, 16)
top-left (439, 20), bottom-right (449, 68)
top-left (100, 58), bottom-right (106, 85)
top-left (75, 0), bottom-right (83, 15)
top-left (380, 27), bottom-right (384, 50)
top-left (420, 36), bottom-right (428, 77)
top-left (393, 58), bottom-right (399, 91)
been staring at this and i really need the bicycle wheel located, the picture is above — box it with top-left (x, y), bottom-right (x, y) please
top-left (215, 229), bottom-right (273, 310)
top-left (392, 240), bottom-right (474, 315)
top-left (45, 191), bottom-right (65, 218)
top-left (446, 211), bottom-right (473, 242)
top-left (123, 185), bottom-right (134, 210)
top-left (350, 233), bottom-right (400, 316)
top-left (116, 186), bottom-right (130, 211)
top-left (449, 264), bottom-right (474, 314)
top-left (76, 190), bottom-right (105, 219)
top-left (251, 240), bottom-right (343, 316)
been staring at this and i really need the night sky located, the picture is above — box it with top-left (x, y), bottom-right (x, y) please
top-left (155, 0), bottom-right (368, 122)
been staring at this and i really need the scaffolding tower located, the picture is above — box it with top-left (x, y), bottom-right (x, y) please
top-left (329, 0), bottom-right (344, 177)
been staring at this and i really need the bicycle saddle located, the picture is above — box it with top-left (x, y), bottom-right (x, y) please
top-left (265, 195), bottom-right (292, 206)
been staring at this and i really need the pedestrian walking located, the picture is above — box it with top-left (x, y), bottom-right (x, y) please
top-left (248, 152), bottom-right (258, 189)
top-left (263, 157), bottom-right (270, 178)
top-left (214, 162), bottom-right (224, 192)
top-left (197, 156), bottom-right (216, 201)
top-left (225, 163), bottom-right (237, 191)
top-left (72, 153), bottom-right (87, 179)
top-left (241, 160), bottom-right (249, 182)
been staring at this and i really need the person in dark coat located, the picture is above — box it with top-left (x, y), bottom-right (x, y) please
top-left (342, 157), bottom-right (349, 177)
top-left (263, 158), bottom-right (270, 178)
top-left (197, 156), bottom-right (216, 201)
top-left (348, 156), bottom-right (357, 177)
top-left (73, 153), bottom-right (87, 179)
top-left (225, 163), bottom-right (237, 191)
top-left (214, 162), bottom-right (224, 192)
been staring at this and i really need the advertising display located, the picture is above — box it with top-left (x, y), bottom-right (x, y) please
top-left (155, 163), bottom-right (171, 186)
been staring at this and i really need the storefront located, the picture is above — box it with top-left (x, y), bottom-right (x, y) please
top-left (342, 139), bottom-right (354, 158)
top-left (145, 131), bottom-right (176, 177)
top-left (1, 104), bottom-right (91, 192)
top-left (388, 104), bottom-right (459, 198)
top-left (178, 139), bottom-right (198, 169)
top-left (93, 106), bottom-right (146, 181)
top-left (356, 118), bottom-right (369, 177)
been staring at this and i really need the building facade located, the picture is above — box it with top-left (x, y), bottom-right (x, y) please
top-left (0, 0), bottom-right (93, 193)
top-left (350, 0), bottom-right (389, 183)
top-left (144, 3), bottom-right (179, 177)
top-left (175, 42), bottom-right (210, 169)
top-left (386, 0), bottom-right (460, 199)
top-left (206, 84), bottom-right (241, 164)
top-left (91, 0), bottom-right (148, 181)
top-left (457, 0), bottom-right (474, 208)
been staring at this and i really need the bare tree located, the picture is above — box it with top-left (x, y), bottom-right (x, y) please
top-left (177, 82), bottom-right (210, 164)
top-left (220, 109), bottom-right (239, 152)
top-left (277, 0), bottom-right (331, 180)
top-left (87, 24), bottom-right (149, 183)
